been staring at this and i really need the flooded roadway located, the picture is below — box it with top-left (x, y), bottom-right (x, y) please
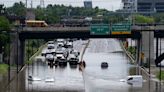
top-left (3, 39), bottom-right (163, 92)
top-left (83, 39), bottom-right (162, 92)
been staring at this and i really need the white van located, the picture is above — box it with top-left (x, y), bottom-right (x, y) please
top-left (127, 75), bottom-right (143, 83)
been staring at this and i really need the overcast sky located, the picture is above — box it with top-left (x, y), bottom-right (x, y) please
top-left (0, 0), bottom-right (122, 11)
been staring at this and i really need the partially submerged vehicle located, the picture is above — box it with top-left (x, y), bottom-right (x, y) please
top-left (28, 76), bottom-right (41, 81)
top-left (101, 62), bottom-right (108, 68)
top-left (127, 75), bottom-right (143, 83)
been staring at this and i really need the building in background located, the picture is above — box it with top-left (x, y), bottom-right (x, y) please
top-left (122, 0), bottom-right (164, 13)
top-left (137, 0), bottom-right (164, 13)
top-left (122, 0), bottom-right (137, 13)
top-left (84, 0), bottom-right (92, 8)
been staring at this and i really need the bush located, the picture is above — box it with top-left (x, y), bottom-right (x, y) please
top-left (156, 71), bottom-right (164, 80)
top-left (127, 46), bottom-right (136, 56)
top-left (0, 64), bottom-right (9, 74)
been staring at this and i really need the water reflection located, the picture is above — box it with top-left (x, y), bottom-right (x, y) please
top-left (2, 39), bottom-right (164, 92)
top-left (70, 64), bottom-right (78, 69)
top-left (83, 39), bottom-right (164, 92)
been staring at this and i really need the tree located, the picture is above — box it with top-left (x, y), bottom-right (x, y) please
top-left (153, 13), bottom-right (164, 23)
top-left (0, 16), bottom-right (10, 31)
top-left (134, 15), bottom-right (154, 24)
top-left (0, 4), bottom-right (6, 15)
top-left (7, 1), bottom-right (26, 16)
top-left (0, 16), bottom-right (10, 54)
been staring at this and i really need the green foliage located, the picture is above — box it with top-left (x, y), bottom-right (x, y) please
top-left (0, 64), bottom-right (9, 74)
top-left (127, 46), bottom-right (136, 58)
top-left (134, 15), bottom-right (154, 24)
top-left (25, 40), bottom-right (45, 64)
top-left (0, 16), bottom-right (10, 31)
top-left (35, 4), bottom-right (111, 24)
top-left (153, 13), bottom-right (164, 23)
top-left (0, 16), bottom-right (10, 59)
top-left (156, 71), bottom-right (164, 80)
top-left (25, 60), bottom-right (33, 65)
top-left (7, 1), bottom-right (26, 16)
top-left (0, 4), bottom-right (6, 14)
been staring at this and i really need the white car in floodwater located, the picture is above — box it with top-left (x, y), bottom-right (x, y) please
top-left (35, 56), bottom-right (45, 62)
top-left (127, 75), bottom-right (143, 83)
top-left (45, 53), bottom-right (54, 62)
top-left (67, 54), bottom-right (79, 64)
top-left (158, 60), bottom-right (164, 67)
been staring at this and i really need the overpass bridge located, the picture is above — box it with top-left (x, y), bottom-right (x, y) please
top-left (9, 24), bottom-right (164, 72)
top-left (11, 24), bottom-right (164, 40)
top-left (17, 27), bottom-right (139, 39)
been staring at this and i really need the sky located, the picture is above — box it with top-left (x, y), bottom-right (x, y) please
top-left (0, 0), bottom-right (122, 11)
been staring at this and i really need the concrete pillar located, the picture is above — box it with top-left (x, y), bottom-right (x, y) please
top-left (10, 32), bottom-right (18, 65)
top-left (0, 53), bottom-right (2, 63)
top-left (18, 40), bottom-right (25, 66)
top-left (136, 39), bottom-right (141, 65)
top-left (141, 31), bottom-right (154, 66)
top-left (10, 30), bottom-right (25, 71)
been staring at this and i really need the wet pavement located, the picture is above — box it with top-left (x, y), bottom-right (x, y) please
top-left (1, 39), bottom-right (164, 92)
top-left (83, 39), bottom-right (163, 92)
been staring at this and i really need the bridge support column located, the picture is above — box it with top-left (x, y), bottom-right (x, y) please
top-left (10, 31), bottom-right (25, 73)
top-left (10, 33), bottom-right (18, 66)
top-left (136, 39), bottom-right (141, 65)
top-left (141, 31), bottom-right (154, 67)
top-left (18, 39), bottom-right (25, 67)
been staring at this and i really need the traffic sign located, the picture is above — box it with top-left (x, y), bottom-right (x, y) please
top-left (112, 24), bottom-right (131, 35)
top-left (90, 24), bottom-right (110, 35)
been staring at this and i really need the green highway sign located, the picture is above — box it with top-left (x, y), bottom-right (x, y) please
top-left (90, 24), bottom-right (110, 35)
top-left (111, 24), bottom-right (131, 34)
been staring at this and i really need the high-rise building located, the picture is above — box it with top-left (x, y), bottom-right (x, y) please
top-left (122, 0), bottom-right (137, 13)
top-left (122, 0), bottom-right (164, 13)
top-left (137, 0), bottom-right (164, 13)
top-left (84, 0), bottom-right (92, 8)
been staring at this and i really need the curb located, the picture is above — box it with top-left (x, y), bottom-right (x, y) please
top-left (80, 40), bottom-right (90, 61)
top-left (119, 40), bottom-right (135, 64)
top-left (119, 40), bottom-right (151, 77)
top-left (19, 43), bottom-right (47, 73)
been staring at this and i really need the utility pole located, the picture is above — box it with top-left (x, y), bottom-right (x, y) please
top-left (25, 0), bottom-right (28, 8)
top-left (40, 0), bottom-right (45, 8)
top-left (30, 0), bottom-right (33, 9)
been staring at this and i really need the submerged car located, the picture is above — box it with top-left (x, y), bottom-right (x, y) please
top-left (101, 62), bottom-right (108, 68)
top-left (127, 75), bottom-right (143, 83)
top-left (158, 60), bottom-right (164, 67)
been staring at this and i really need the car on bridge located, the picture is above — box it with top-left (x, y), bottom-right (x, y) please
top-left (25, 20), bottom-right (48, 27)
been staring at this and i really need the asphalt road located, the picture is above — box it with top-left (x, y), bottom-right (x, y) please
top-left (3, 39), bottom-right (164, 92)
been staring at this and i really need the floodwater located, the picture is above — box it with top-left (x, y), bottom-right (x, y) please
top-left (1, 39), bottom-right (163, 92)
top-left (83, 39), bottom-right (163, 92)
